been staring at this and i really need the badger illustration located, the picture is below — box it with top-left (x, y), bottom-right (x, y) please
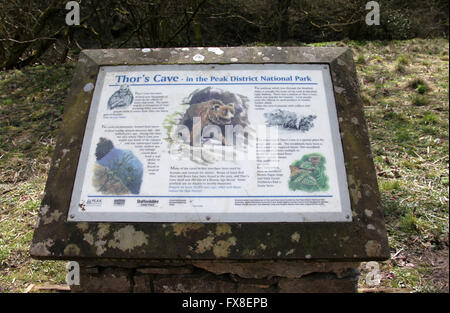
top-left (187, 87), bottom-right (248, 128)
top-left (180, 87), bottom-right (250, 145)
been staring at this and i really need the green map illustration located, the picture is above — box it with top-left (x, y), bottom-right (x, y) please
top-left (289, 153), bottom-right (329, 192)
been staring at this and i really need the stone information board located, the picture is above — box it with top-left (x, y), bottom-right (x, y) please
top-left (31, 47), bottom-right (390, 268)
top-left (68, 64), bottom-right (351, 222)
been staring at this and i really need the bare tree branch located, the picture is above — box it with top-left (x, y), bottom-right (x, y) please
top-left (162, 0), bottom-right (208, 47)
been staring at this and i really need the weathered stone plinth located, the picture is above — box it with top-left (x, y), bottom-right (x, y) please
top-left (70, 260), bottom-right (360, 293)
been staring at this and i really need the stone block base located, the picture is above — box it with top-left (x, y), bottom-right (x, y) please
top-left (70, 260), bottom-right (360, 293)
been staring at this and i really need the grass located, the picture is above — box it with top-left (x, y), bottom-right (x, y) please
top-left (0, 64), bottom-right (74, 292)
top-left (0, 39), bottom-right (449, 293)
top-left (412, 94), bottom-right (430, 106)
top-left (397, 54), bottom-right (410, 66)
top-left (356, 54), bottom-right (366, 64)
top-left (345, 38), bottom-right (449, 293)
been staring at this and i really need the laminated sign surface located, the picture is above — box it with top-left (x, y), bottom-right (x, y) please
top-left (68, 64), bottom-right (352, 222)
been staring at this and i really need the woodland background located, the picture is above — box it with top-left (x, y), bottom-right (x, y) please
top-left (0, 0), bottom-right (448, 69)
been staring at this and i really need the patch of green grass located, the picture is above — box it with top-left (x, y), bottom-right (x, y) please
top-left (397, 54), bottom-right (410, 65)
top-left (395, 63), bottom-right (407, 74)
top-left (0, 63), bottom-right (74, 184)
top-left (395, 128), bottom-right (415, 142)
top-left (381, 180), bottom-right (402, 191)
top-left (356, 54), bottom-right (366, 64)
top-left (358, 38), bottom-right (449, 292)
top-left (383, 110), bottom-right (406, 121)
top-left (0, 63), bottom-right (74, 292)
top-left (360, 93), bottom-right (374, 106)
top-left (399, 211), bottom-right (419, 233)
top-left (420, 125), bottom-right (439, 136)
top-left (408, 78), bottom-right (430, 94)
top-left (421, 113), bottom-right (440, 125)
top-left (411, 95), bottom-right (430, 106)
top-left (391, 267), bottom-right (425, 289)
top-left (0, 179), bottom-right (66, 292)
top-left (371, 55), bottom-right (383, 63)
top-left (416, 85), bottom-right (428, 94)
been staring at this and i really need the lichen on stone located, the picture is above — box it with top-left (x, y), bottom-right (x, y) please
top-left (76, 222), bottom-right (89, 231)
top-left (30, 239), bottom-right (54, 256)
top-left (64, 244), bottom-right (80, 256)
top-left (83, 233), bottom-right (95, 245)
top-left (97, 223), bottom-right (110, 239)
top-left (291, 232), bottom-right (301, 243)
top-left (213, 237), bottom-right (237, 258)
top-left (107, 225), bottom-right (148, 252)
top-left (172, 223), bottom-right (204, 237)
top-left (195, 236), bottom-right (215, 254)
top-left (41, 210), bottom-right (62, 225)
top-left (365, 240), bottom-right (382, 257)
top-left (215, 224), bottom-right (231, 236)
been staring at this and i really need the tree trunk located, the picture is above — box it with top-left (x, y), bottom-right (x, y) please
top-left (3, 0), bottom-right (62, 69)
top-left (277, 0), bottom-right (291, 43)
